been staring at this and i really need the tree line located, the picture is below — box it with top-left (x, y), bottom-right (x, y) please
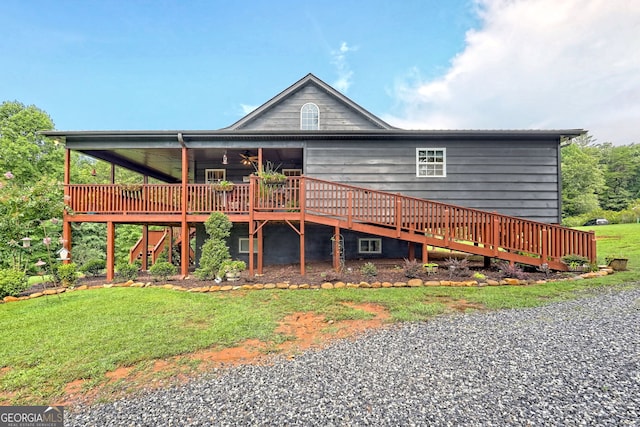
top-left (561, 134), bottom-right (640, 226)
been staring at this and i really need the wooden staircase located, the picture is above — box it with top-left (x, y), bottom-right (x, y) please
top-left (129, 227), bottom-right (195, 265)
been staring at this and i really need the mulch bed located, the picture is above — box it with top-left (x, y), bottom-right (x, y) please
top-left (20, 257), bottom-right (570, 296)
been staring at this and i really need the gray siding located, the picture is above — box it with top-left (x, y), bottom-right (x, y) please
top-left (305, 139), bottom-right (561, 223)
top-left (195, 222), bottom-right (412, 268)
top-left (238, 84), bottom-right (383, 131)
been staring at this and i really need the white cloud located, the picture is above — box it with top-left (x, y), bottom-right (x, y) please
top-left (385, 0), bottom-right (640, 144)
top-left (331, 41), bottom-right (358, 93)
top-left (240, 104), bottom-right (258, 115)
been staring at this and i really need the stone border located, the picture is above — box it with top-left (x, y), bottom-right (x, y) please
top-left (1, 268), bottom-right (616, 304)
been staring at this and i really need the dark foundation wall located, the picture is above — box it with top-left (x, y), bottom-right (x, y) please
top-left (194, 222), bottom-right (413, 267)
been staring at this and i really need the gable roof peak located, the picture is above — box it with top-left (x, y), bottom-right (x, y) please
top-left (226, 73), bottom-right (394, 130)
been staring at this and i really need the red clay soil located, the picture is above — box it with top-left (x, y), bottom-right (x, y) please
top-left (51, 303), bottom-right (392, 409)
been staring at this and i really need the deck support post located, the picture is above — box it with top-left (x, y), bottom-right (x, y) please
top-left (422, 243), bottom-right (428, 264)
top-left (248, 177), bottom-right (255, 276)
top-left (141, 225), bottom-right (149, 270)
top-left (62, 148), bottom-right (72, 264)
top-left (257, 226), bottom-right (264, 274)
top-left (106, 221), bottom-right (115, 281)
top-left (333, 225), bottom-right (341, 272)
top-left (180, 141), bottom-right (189, 278)
top-left (408, 242), bottom-right (415, 260)
top-left (167, 227), bottom-right (173, 265)
top-left (299, 177), bottom-right (306, 275)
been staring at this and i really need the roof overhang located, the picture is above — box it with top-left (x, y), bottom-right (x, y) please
top-left (41, 128), bottom-right (585, 182)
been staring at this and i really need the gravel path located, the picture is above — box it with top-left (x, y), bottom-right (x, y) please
top-left (67, 286), bottom-right (640, 426)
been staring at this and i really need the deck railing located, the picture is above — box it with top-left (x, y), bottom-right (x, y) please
top-left (65, 176), bottom-right (595, 267)
top-left (303, 177), bottom-right (596, 266)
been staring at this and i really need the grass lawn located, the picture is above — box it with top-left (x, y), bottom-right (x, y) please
top-left (2, 224), bottom-right (639, 405)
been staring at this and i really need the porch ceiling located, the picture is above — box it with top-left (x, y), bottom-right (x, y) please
top-left (78, 147), bottom-right (303, 183)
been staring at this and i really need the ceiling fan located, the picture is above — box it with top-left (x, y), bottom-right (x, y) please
top-left (240, 151), bottom-right (258, 165)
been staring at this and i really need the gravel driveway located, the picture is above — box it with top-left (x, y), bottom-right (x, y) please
top-left (67, 286), bottom-right (640, 426)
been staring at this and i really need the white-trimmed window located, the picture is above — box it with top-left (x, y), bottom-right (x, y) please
top-left (238, 237), bottom-right (259, 254)
top-left (417, 148), bottom-right (446, 177)
top-left (300, 103), bottom-right (319, 130)
top-left (205, 169), bottom-right (226, 184)
top-left (283, 169), bottom-right (302, 177)
top-left (358, 238), bottom-right (382, 254)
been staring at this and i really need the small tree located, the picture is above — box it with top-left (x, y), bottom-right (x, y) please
top-left (195, 212), bottom-right (232, 280)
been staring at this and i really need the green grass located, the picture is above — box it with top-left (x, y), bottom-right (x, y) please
top-left (575, 222), bottom-right (640, 268)
top-left (2, 223), bottom-right (640, 405)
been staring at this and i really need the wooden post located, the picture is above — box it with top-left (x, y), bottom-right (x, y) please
top-left (589, 230), bottom-right (597, 264)
top-left (141, 225), bottom-right (149, 270)
top-left (333, 226), bottom-right (340, 272)
top-left (62, 149), bottom-right (72, 264)
top-left (541, 228), bottom-right (549, 264)
top-left (422, 242), bottom-right (429, 264)
top-left (106, 221), bottom-right (115, 281)
top-left (408, 242), bottom-right (415, 261)
top-left (167, 227), bottom-right (173, 265)
top-left (257, 226), bottom-right (264, 274)
top-left (300, 177), bottom-right (306, 275)
top-left (395, 195), bottom-right (402, 238)
top-left (347, 191), bottom-right (353, 229)
top-left (492, 216), bottom-right (500, 256)
top-left (248, 176), bottom-right (255, 276)
top-left (180, 144), bottom-right (189, 278)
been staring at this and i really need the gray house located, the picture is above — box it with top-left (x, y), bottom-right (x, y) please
top-left (46, 73), bottom-right (593, 280)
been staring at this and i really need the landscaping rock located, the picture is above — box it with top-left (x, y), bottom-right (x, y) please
top-left (407, 279), bottom-right (423, 287)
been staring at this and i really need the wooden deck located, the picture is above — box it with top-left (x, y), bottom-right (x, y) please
top-left (64, 176), bottom-right (596, 273)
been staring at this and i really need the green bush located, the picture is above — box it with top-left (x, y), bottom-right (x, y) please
top-left (149, 261), bottom-right (177, 282)
top-left (195, 212), bottom-right (232, 280)
top-left (79, 259), bottom-right (106, 277)
top-left (0, 268), bottom-right (28, 299)
top-left (57, 263), bottom-right (78, 288)
top-left (360, 262), bottom-right (378, 278)
top-left (116, 262), bottom-right (139, 281)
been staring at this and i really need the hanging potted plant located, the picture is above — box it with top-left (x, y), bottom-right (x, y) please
top-left (257, 161), bottom-right (287, 185)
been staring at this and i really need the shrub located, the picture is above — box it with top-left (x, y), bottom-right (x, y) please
top-left (116, 261), bottom-right (139, 281)
top-left (444, 257), bottom-right (470, 279)
top-left (149, 261), bottom-right (177, 282)
top-left (403, 258), bottom-right (422, 278)
top-left (79, 259), bottom-right (106, 277)
top-left (498, 262), bottom-right (527, 280)
top-left (57, 263), bottom-right (78, 288)
top-left (195, 212), bottom-right (232, 280)
top-left (360, 262), bottom-right (378, 278)
top-left (0, 268), bottom-right (28, 299)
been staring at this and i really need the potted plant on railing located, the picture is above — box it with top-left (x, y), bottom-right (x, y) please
top-left (212, 180), bottom-right (234, 192)
top-left (219, 259), bottom-right (246, 282)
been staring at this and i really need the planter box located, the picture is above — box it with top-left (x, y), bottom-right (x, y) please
top-left (607, 258), bottom-right (628, 271)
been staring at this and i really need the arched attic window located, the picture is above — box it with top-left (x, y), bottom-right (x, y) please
top-left (300, 103), bottom-right (319, 130)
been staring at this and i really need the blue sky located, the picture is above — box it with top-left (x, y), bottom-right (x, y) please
top-left (1, 0), bottom-right (638, 144)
